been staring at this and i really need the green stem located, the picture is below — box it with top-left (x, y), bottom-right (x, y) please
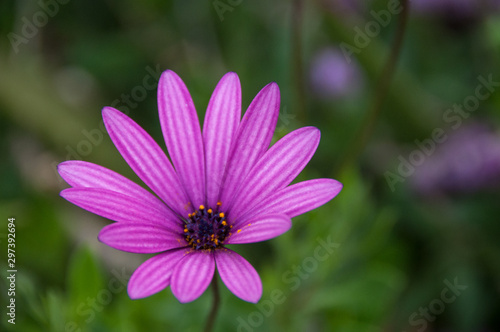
top-left (336, 0), bottom-right (410, 174)
top-left (203, 276), bottom-right (220, 332)
top-left (292, 0), bottom-right (306, 123)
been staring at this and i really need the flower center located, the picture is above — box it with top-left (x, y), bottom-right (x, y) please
top-left (183, 202), bottom-right (232, 250)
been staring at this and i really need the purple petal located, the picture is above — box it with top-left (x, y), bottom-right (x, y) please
top-left (228, 127), bottom-right (320, 222)
top-left (58, 161), bottom-right (179, 222)
top-left (98, 222), bottom-right (185, 254)
top-left (171, 250), bottom-right (215, 303)
top-left (102, 107), bottom-right (190, 217)
top-left (215, 249), bottom-right (262, 303)
top-left (203, 72), bottom-right (241, 208)
top-left (227, 214), bottom-right (291, 244)
top-left (128, 248), bottom-right (187, 299)
top-left (158, 70), bottom-right (205, 209)
top-left (238, 179), bottom-right (343, 225)
top-left (219, 82), bottom-right (280, 211)
top-left (61, 188), bottom-right (182, 230)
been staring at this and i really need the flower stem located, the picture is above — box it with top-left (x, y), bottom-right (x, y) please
top-left (292, 0), bottom-right (306, 123)
top-left (203, 276), bottom-right (220, 332)
top-left (336, 0), bottom-right (410, 174)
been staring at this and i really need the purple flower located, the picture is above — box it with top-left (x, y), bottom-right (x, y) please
top-left (412, 123), bottom-right (500, 195)
top-left (58, 71), bottom-right (342, 303)
top-left (309, 47), bottom-right (363, 99)
top-left (413, 0), bottom-right (500, 21)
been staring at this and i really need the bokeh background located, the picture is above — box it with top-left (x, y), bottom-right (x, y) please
top-left (1, 0), bottom-right (500, 331)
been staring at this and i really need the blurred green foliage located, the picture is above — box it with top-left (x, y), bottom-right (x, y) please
top-left (1, 0), bottom-right (500, 331)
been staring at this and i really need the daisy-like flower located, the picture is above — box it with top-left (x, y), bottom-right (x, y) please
top-left (58, 70), bottom-right (342, 303)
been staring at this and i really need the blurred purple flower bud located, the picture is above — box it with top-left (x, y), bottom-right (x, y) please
top-left (412, 123), bottom-right (500, 195)
top-left (309, 47), bottom-right (363, 99)
top-left (413, 0), bottom-right (500, 22)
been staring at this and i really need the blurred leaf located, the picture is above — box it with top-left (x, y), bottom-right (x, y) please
top-left (67, 246), bottom-right (105, 324)
top-left (43, 290), bottom-right (67, 332)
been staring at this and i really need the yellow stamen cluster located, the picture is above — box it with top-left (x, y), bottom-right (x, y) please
top-left (183, 203), bottom-right (232, 251)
